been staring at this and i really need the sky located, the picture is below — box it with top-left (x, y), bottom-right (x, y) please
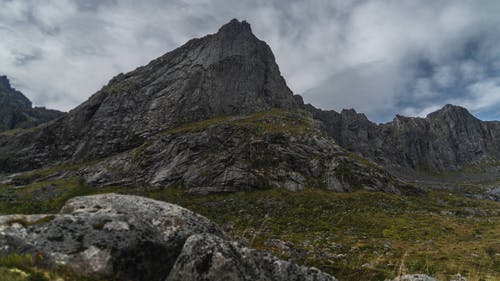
top-left (1, 0), bottom-right (500, 123)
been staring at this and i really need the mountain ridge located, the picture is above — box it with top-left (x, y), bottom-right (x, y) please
top-left (0, 19), bottom-right (413, 196)
top-left (306, 103), bottom-right (500, 173)
top-left (0, 75), bottom-right (64, 132)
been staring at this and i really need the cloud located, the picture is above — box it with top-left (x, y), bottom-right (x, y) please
top-left (0, 0), bottom-right (499, 122)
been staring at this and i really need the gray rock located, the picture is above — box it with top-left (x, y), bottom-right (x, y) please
top-left (486, 186), bottom-right (500, 201)
top-left (0, 194), bottom-right (337, 281)
top-left (392, 274), bottom-right (439, 281)
top-left (0, 75), bottom-right (64, 133)
top-left (78, 110), bottom-right (414, 194)
top-left (0, 194), bottom-right (225, 281)
top-left (306, 104), bottom-right (500, 172)
top-left (166, 234), bottom-right (337, 281)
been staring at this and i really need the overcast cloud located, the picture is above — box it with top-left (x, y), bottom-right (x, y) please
top-left (1, 0), bottom-right (499, 122)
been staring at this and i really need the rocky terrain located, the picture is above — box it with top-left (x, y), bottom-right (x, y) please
top-left (0, 19), bottom-right (301, 172)
top-left (0, 194), bottom-right (336, 281)
top-left (1, 18), bottom-right (499, 281)
top-left (307, 104), bottom-right (500, 173)
top-left (0, 75), bottom-right (64, 133)
top-left (0, 19), bottom-right (411, 196)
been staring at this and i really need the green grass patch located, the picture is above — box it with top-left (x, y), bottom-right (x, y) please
top-left (162, 108), bottom-right (318, 136)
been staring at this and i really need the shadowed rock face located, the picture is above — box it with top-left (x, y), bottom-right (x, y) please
top-left (77, 110), bottom-right (413, 194)
top-left (0, 75), bottom-right (64, 132)
top-left (307, 104), bottom-right (500, 172)
top-left (0, 194), bottom-right (336, 281)
top-left (167, 234), bottom-right (337, 281)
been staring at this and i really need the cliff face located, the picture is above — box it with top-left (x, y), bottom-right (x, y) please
top-left (0, 75), bottom-right (64, 132)
top-left (308, 104), bottom-right (500, 172)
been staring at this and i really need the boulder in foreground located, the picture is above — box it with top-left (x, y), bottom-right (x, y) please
top-left (0, 193), bottom-right (336, 281)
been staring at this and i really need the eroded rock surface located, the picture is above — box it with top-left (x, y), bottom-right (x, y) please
top-left (0, 194), bottom-right (336, 281)
top-left (307, 104), bottom-right (500, 172)
top-left (167, 234), bottom-right (336, 281)
top-left (0, 19), bottom-right (301, 173)
top-left (77, 110), bottom-right (414, 194)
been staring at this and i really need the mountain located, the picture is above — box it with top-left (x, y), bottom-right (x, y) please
top-left (0, 19), bottom-right (301, 168)
top-left (0, 75), bottom-right (64, 132)
top-left (1, 19), bottom-right (499, 281)
top-left (307, 104), bottom-right (500, 173)
top-left (0, 19), bottom-right (410, 195)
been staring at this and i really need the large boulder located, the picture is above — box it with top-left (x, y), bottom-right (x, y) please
top-left (167, 233), bottom-right (336, 281)
top-left (0, 194), bottom-right (336, 281)
top-left (0, 194), bottom-right (225, 281)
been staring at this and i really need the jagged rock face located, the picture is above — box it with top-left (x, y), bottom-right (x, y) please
top-left (308, 104), bottom-right (500, 172)
top-left (77, 110), bottom-right (413, 194)
top-left (0, 194), bottom-right (336, 281)
top-left (167, 234), bottom-right (337, 281)
top-left (0, 19), bottom-right (301, 172)
top-left (0, 75), bottom-right (64, 132)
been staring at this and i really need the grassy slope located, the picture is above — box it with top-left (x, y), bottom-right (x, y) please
top-left (1, 176), bottom-right (499, 281)
top-left (0, 109), bottom-right (498, 280)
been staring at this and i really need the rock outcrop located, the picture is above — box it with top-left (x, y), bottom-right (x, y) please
top-left (0, 194), bottom-right (336, 281)
top-left (167, 234), bottom-right (335, 281)
top-left (77, 109), bottom-right (412, 194)
top-left (0, 75), bottom-right (64, 132)
top-left (307, 104), bottom-right (500, 172)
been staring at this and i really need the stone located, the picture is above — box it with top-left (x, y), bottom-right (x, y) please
top-left (0, 194), bottom-right (337, 281)
top-left (166, 234), bottom-right (337, 281)
top-left (392, 274), bottom-right (439, 281)
top-left (0, 194), bottom-right (225, 281)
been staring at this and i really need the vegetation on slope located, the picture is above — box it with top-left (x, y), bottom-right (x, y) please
top-left (1, 176), bottom-right (499, 281)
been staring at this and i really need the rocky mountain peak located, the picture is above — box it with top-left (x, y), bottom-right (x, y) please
top-left (0, 75), bottom-right (64, 132)
top-left (0, 75), bottom-right (31, 108)
top-left (0, 20), bottom-right (303, 168)
top-left (217, 18), bottom-right (252, 35)
top-left (0, 75), bottom-right (11, 90)
top-left (426, 104), bottom-right (474, 120)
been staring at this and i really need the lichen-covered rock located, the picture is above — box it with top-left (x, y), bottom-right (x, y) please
top-left (0, 194), bottom-right (337, 281)
top-left (166, 234), bottom-right (337, 281)
top-left (0, 194), bottom-right (225, 281)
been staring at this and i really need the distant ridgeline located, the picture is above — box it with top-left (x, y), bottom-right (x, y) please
top-left (0, 75), bottom-right (64, 132)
